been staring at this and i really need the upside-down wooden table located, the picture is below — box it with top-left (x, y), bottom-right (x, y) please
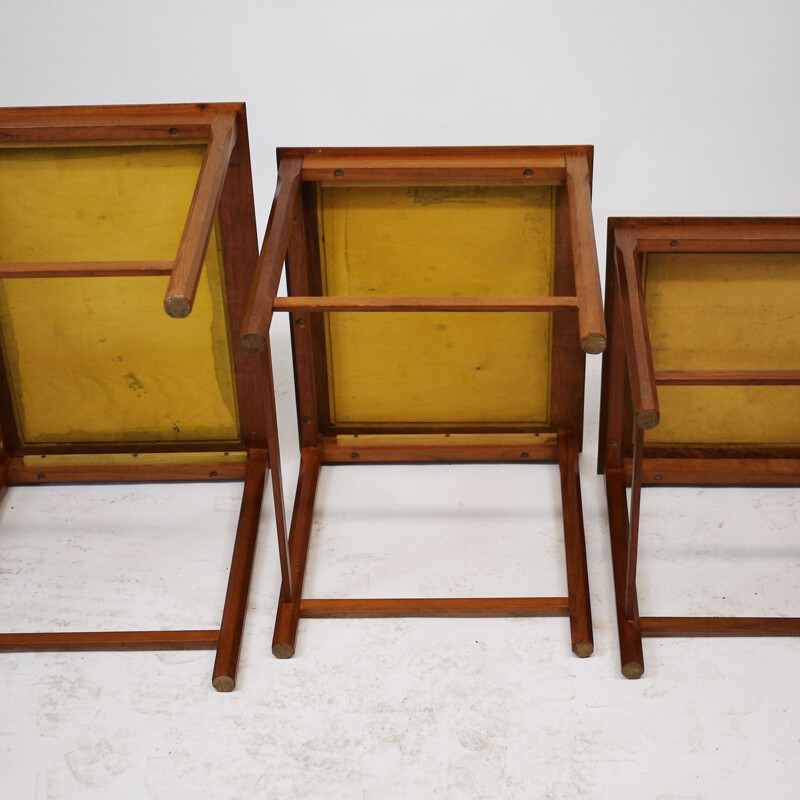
top-left (241, 146), bottom-right (606, 659)
top-left (0, 103), bottom-right (274, 691)
top-left (599, 217), bottom-right (800, 678)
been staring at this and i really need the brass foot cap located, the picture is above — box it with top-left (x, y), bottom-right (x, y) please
top-left (622, 661), bottom-right (644, 679)
top-left (272, 643), bottom-right (295, 659)
top-left (213, 675), bottom-right (235, 692)
top-left (573, 641), bottom-right (594, 658)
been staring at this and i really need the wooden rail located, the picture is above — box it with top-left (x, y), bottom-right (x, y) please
top-left (300, 597), bottom-right (570, 618)
top-left (655, 370), bottom-right (800, 386)
top-left (0, 261), bottom-right (173, 278)
top-left (272, 296), bottom-right (578, 313)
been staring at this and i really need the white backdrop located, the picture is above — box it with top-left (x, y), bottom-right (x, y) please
top-left (4, 1), bottom-right (799, 231)
top-left (2, 3), bottom-right (800, 799)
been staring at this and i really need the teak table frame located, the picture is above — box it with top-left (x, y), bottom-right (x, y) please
top-left (0, 103), bottom-right (275, 691)
top-left (599, 217), bottom-right (800, 678)
top-left (241, 146), bottom-right (606, 659)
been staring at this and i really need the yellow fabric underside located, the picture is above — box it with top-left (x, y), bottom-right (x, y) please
top-left (644, 252), bottom-right (800, 444)
top-left (0, 144), bottom-right (239, 444)
top-left (319, 185), bottom-right (555, 425)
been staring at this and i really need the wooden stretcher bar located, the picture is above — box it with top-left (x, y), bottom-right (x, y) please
top-left (655, 370), bottom-right (800, 386)
top-left (640, 617), bottom-right (800, 636)
top-left (299, 597), bottom-right (570, 618)
top-left (0, 261), bottom-right (175, 278)
top-left (272, 296), bottom-right (578, 312)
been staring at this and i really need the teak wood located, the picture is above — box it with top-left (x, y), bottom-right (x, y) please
top-left (0, 103), bottom-right (271, 691)
top-left (244, 145), bottom-right (605, 660)
top-left (599, 217), bottom-right (800, 678)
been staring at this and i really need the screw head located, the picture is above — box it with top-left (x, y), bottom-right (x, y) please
top-left (169, 127), bottom-right (179, 136)
top-left (610, 439), bottom-right (617, 445)
top-left (334, 169), bottom-right (343, 177)
top-left (296, 318), bottom-right (305, 326)
top-left (210, 471), bottom-right (218, 477)
top-left (303, 416), bottom-right (312, 423)
top-left (655, 474), bottom-right (663, 481)
top-left (351, 452), bottom-right (359, 459)
top-left (523, 169), bottom-right (534, 177)
top-left (37, 473), bottom-right (46, 480)
top-left (670, 240), bottom-right (679, 248)
top-left (520, 452), bottom-right (529, 458)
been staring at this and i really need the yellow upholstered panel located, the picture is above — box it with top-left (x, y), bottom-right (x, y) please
top-left (318, 185), bottom-right (555, 425)
top-left (644, 252), bottom-right (800, 444)
top-left (0, 144), bottom-right (239, 444)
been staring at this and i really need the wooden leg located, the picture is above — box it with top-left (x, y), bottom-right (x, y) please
top-left (558, 431), bottom-right (593, 657)
top-left (263, 344), bottom-right (293, 602)
top-left (605, 468), bottom-right (645, 678)
top-left (0, 441), bottom-right (9, 505)
top-left (272, 447), bottom-right (321, 658)
top-left (212, 448), bottom-right (268, 691)
top-left (626, 426), bottom-right (644, 619)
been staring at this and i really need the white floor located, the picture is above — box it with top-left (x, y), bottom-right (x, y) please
top-left (1, 344), bottom-right (798, 800)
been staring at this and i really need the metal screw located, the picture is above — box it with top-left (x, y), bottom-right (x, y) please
top-left (521, 452), bottom-right (529, 458)
top-left (210, 471), bottom-right (218, 477)
top-left (523, 169), bottom-right (534, 177)
top-left (655, 474), bottom-right (663, 481)
top-left (303, 416), bottom-right (312, 423)
top-left (670, 241), bottom-right (679, 248)
top-left (334, 169), bottom-right (343, 177)
top-left (169, 128), bottom-right (179, 136)
top-left (351, 452), bottom-right (359, 459)
top-left (296, 318), bottom-right (305, 326)
top-left (37, 473), bottom-right (46, 480)
top-left (610, 439), bottom-right (617, 445)
top-left (132, 453), bottom-right (138, 458)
